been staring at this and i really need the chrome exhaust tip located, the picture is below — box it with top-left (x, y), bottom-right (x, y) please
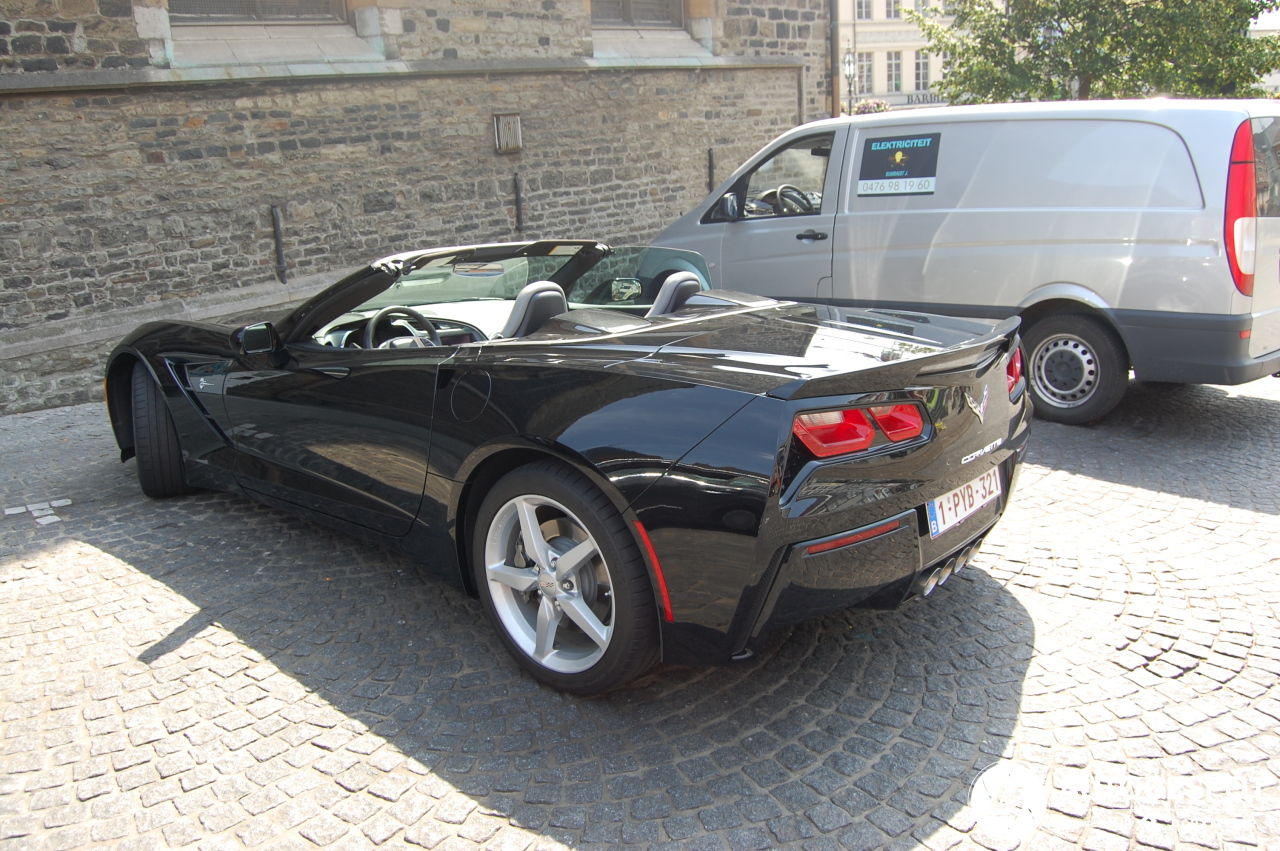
top-left (954, 545), bottom-right (976, 575)
top-left (911, 567), bottom-right (941, 597)
top-left (936, 556), bottom-right (957, 586)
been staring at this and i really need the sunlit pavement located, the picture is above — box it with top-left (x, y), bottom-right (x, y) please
top-left (1, 377), bottom-right (1278, 851)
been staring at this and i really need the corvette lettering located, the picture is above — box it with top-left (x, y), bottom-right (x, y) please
top-left (961, 437), bottom-right (1004, 465)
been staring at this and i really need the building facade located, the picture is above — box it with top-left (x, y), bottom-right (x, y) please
top-left (836, 0), bottom-right (946, 109)
top-left (0, 0), bottom-right (834, 415)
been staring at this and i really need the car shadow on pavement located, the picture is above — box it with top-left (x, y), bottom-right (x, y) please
top-left (1026, 379), bottom-right (1280, 515)
top-left (0, 404), bottom-right (1035, 851)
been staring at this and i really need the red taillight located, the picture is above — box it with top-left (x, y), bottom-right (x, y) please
top-left (1006, 347), bottom-right (1023, 396)
top-left (793, 409), bottom-right (875, 457)
top-left (793, 403), bottom-right (925, 457)
top-left (867, 404), bottom-right (924, 441)
top-left (1225, 119), bottom-right (1257, 297)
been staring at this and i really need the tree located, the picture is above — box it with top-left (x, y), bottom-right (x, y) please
top-left (911, 0), bottom-right (1280, 103)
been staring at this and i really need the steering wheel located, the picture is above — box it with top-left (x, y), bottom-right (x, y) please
top-left (776, 184), bottom-right (815, 215)
top-left (363, 305), bottom-right (441, 349)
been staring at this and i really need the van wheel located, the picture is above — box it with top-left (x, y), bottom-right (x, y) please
top-left (1023, 314), bottom-right (1128, 425)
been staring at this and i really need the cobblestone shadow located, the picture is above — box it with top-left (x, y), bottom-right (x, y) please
top-left (0, 403), bottom-right (1034, 851)
top-left (1026, 378), bottom-right (1280, 514)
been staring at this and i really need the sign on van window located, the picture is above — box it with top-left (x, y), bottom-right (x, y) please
top-left (858, 133), bottom-right (941, 196)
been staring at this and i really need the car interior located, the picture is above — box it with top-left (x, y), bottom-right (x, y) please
top-left (305, 246), bottom-right (712, 350)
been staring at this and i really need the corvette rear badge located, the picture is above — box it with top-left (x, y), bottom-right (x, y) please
top-left (965, 385), bottom-right (989, 423)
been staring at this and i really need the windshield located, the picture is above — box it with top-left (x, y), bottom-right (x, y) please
top-left (362, 255), bottom-right (573, 310)
top-left (301, 242), bottom-right (714, 347)
top-left (564, 246), bottom-right (710, 307)
top-left (357, 245), bottom-right (710, 312)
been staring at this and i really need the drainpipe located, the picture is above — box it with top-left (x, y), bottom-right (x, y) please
top-left (830, 0), bottom-right (842, 118)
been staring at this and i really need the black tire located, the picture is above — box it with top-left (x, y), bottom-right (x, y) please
top-left (131, 362), bottom-right (193, 498)
top-left (1023, 314), bottom-right (1129, 425)
top-left (472, 460), bottom-right (659, 694)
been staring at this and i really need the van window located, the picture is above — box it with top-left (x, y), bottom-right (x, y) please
top-left (740, 132), bottom-right (834, 218)
top-left (1253, 117), bottom-right (1280, 218)
top-left (850, 120), bottom-right (1203, 211)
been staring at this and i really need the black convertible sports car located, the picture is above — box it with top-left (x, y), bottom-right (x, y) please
top-left (106, 240), bottom-right (1030, 693)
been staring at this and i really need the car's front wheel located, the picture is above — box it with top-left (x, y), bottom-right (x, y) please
top-left (130, 361), bottom-right (193, 498)
top-left (472, 460), bottom-right (659, 694)
top-left (1023, 314), bottom-right (1128, 425)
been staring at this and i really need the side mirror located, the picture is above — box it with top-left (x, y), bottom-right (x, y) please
top-left (611, 278), bottom-right (642, 302)
top-left (237, 322), bottom-right (281, 356)
top-left (718, 192), bottom-right (740, 221)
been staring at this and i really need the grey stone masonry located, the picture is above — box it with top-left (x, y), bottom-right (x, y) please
top-left (0, 0), bottom-right (828, 417)
top-left (0, 63), bottom-right (804, 415)
top-left (0, 0), bottom-right (150, 73)
top-left (718, 0), bottom-right (832, 120)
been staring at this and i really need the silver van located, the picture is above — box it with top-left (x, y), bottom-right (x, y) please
top-left (653, 100), bottom-right (1280, 423)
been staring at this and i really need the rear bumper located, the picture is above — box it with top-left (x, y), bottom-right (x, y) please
top-left (1113, 309), bottom-right (1280, 384)
top-left (643, 377), bottom-right (1032, 666)
top-left (744, 434), bottom-right (1026, 652)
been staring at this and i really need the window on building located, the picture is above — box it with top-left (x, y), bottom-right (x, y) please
top-left (941, 51), bottom-right (952, 78)
top-left (856, 0), bottom-right (873, 20)
top-left (592, 0), bottom-right (683, 26)
top-left (168, 0), bottom-right (344, 22)
top-left (914, 0), bottom-right (929, 9)
top-left (885, 0), bottom-right (901, 19)
top-left (914, 51), bottom-right (930, 90)
top-left (886, 51), bottom-right (902, 92)
top-left (857, 51), bottom-right (873, 94)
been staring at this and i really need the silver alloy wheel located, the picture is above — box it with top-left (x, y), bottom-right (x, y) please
top-left (1029, 332), bottom-right (1098, 408)
top-left (483, 494), bottom-right (614, 674)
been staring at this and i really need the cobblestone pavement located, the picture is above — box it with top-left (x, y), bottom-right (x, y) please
top-left (1, 378), bottom-right (1279, 851)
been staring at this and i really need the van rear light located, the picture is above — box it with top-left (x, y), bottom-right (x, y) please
top-left (867, 404), bottom-right (924, 441)
top-left (1225, 120), bottom-right (1257, 297)
top-left (1006, 347), bottom-right (1023, 396)
top-left (793, 409), bottom-right (875, 457)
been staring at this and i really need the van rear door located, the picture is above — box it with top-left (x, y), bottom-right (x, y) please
top-left (1248, 116), bottom-right (1280, 359)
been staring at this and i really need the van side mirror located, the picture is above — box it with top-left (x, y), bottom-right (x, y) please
top-left (237, 322), bottom-right (281, 356)
top-left (718, 192), bottom-right (740, 221)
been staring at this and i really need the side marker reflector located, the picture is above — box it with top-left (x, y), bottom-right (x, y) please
top-left (634, 521), bottom-right (674, 622)
top-left (805, 518), bottom-right (902, 556)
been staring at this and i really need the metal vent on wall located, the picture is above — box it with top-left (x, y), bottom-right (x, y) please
top-left (494, 113), bottom-right (523, 155)
top-left (168, 0), bottom-right (345, 23)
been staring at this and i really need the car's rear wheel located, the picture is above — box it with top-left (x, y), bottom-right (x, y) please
top-left (472, 460), bottom-right (659, 694)
top-left (1023, 314), bottom-right (1128, 425)
top-left (131, 362), bottom-right (193, 498)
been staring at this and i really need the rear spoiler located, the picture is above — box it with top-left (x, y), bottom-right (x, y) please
top-left (766, 315), bottom-right (1021, 400)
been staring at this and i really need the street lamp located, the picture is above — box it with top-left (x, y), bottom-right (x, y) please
top-left (842, 48), bottom-right (856, 114)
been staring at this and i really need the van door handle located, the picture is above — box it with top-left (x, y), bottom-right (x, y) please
top-left (310, 367), bottom-right (350, 378)
top-left (796, 230), bottom-right (828, 241)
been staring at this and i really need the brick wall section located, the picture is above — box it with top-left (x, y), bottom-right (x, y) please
top-left (395, 1), bottom-right (591, 61)
top-left (0, 66), bottom-right (800, 414)
top-left (718, 0), bottom-right (831, 124)
top-left (0, 0), bottom-right (149, 72)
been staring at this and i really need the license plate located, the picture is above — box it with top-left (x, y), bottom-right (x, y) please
top-left (926, 468), bottom-right (1002, 538)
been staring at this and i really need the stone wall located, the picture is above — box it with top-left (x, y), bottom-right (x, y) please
top-left (395, 1), bottom-right (592, 61)
top-left (0, 0), bottom-right (150, 73)
top-left (717, 0), bottom-right (831, 127)
top-left (0, 0), bottom-right (830, 415)
top-left (0, 64), bottom-right (804, 414)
